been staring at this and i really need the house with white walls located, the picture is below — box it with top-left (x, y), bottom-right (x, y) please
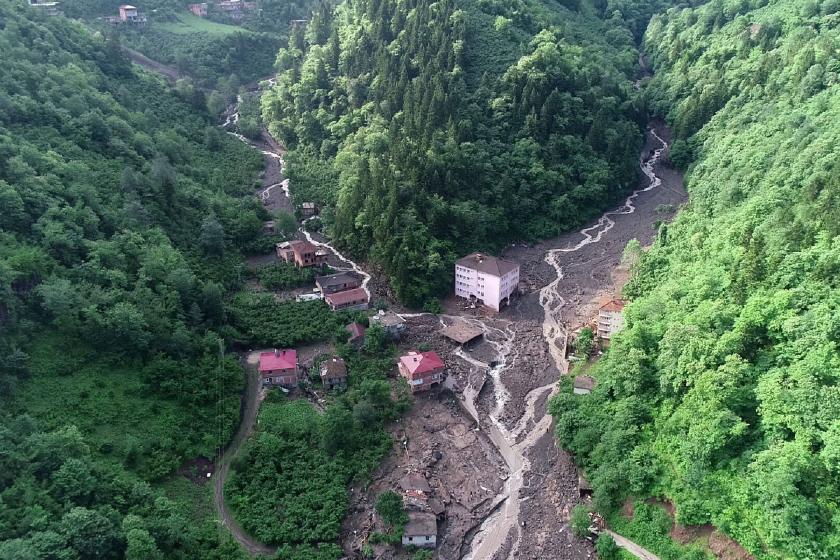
top-left (454, 253), bottom-right (520, 311)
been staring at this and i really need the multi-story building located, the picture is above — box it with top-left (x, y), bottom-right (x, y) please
top-left (454, 253), bottom-right (519, 312)
top-left (259, 349), bottom-right (298, 387)
top-left (276, 240), bottom-right (329, 268)
top-left (597, 299), bottom-right (625, 340)
top-left (398, 351), bottom-right (444, 393)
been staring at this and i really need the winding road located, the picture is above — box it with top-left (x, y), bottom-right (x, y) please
top-left (212, 361), bottom-right (276, 556)
top-left (129, 48), bottom-right (673, 559)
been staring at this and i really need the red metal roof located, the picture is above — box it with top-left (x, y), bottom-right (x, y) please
top-left (400, 351), bottom-right (444, 375)
top-left (325, 287), bottom-right (368, 306)
top-left (599, 299), bottom-right (625, 312)
top-left (259, 349), bottom-right (296, 372)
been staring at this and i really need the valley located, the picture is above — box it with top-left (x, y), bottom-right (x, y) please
top-left (3, 1), bottom-right (838, 560)
top-left (221, 82), bottom-right (685, 557)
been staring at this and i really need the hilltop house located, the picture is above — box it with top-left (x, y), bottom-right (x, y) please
top-left (454, 253), bottom-right (520, 312)
top-left (315, 272), bottom-right (362, 295)
top-left (398, 351), bottom-right (444, 393)
top-left (324, 287), bottom-right (369, 311)
top-left (217, 0), bottom-right (256, 19)
top-left (276, 240), bottom-right (329, 268)
top-left (597, 300), bottom-right (625, 340)
top-left (188, 2), bottom-right (208, 16)
top-left (258, 349), bottom-right (298, 387)
top-left (370, 310), bottom-right (406, 340)
top-left (320, 357), bottom-right (347, 390)
top-left (29, 0), bottom-right (61, 15)
top-left (402, 512), bottom-right (437, 548)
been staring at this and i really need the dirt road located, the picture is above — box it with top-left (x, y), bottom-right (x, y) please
top-left (212, 358), bottom-right (276, 557)
top-left (605, 530), bottom-right (661, 560)
top-left (123, 47), bottom-right (181, 83)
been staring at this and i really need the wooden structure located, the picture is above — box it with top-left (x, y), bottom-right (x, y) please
top-left (440, 320), bottom-right (483, 345)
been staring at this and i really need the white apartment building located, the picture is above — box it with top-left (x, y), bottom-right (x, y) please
top-left (454, 253), bottom-right (520, 311)
top-left (597, 299), bottom-right (626, 340)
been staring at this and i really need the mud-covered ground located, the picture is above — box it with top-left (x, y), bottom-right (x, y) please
top-left (231, 110), bottom-right (685, 559)
top-left (340, 392), bottom-right (507, 560)
top-left (341, 124), bottom-right (686, 560)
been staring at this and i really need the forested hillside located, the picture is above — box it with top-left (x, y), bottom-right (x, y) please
top-left (0, 3), bottom-right (265, 557)
top-left (263, 0), bottom-right (667, 305)
top-left (552, 1), bottom-right (840, 558)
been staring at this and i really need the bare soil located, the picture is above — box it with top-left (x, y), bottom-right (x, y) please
top-left (339, 124), bottom-right (688, 560)
top-left (341, 391), bottom-right (507, 560)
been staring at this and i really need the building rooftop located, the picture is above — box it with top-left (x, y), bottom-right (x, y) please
top-left (399, 472), bottom-right (431, 493)
top-left (599, 299), bottom-right (626, 312)
top-left (259, 349), bottom-right (296, 372)
top-left (440, 320), bottom-right (484, 344)
top-left (324, 287), bottom-right (368, 306)
top-left (400, 351), bottom-right (444, 375)
top-left (346, 322), bottom-right (366, 340)
top-left (370, 310), bottom-right (405, 328)
top-left (316, 271), bottom-right (361, 289)
top-left (573, 375), bottom-right (596, 391)
top-left (456, 252), bottom-right (518, 277)
top-left (320, 357), bottom-right (347, 379)
top-left (404, 512), bottom-right (437, 537)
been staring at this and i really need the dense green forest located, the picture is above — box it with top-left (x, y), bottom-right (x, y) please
top-left (263, 0), bottom-right (677, 305)
top-left (225, 328), bottom-right (409, 559)
top-left (552, 1), bottom-right (840, 558)
top-left (65, 0), bottom-right (317, 90)
top-left (0, 2), bottom-right (267, 557)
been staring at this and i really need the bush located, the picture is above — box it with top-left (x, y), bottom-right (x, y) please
top-left (570, 504), bottom-right (592, 537)
top-left (375, 490), bottom-right (407, 528)
top-left (596, 534), bottom-right (620, 559)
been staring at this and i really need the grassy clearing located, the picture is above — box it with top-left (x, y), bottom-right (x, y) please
top-left (156, 12), bottom-right (247, 35)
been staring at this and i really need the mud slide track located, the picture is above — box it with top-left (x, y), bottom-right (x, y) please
top-left (462, 127), bottom-right (670, 560)
top-left (123, 47), bottom-right (182, 83)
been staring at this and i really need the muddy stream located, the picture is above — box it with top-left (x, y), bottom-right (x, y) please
top-left (224, 84), bottom-right (668, 559)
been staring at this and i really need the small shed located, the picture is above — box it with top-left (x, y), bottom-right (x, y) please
top-left (301, 202), bottom-right (317, 217)
top-left (440, 320), bottom-right (483, 345)
top-left (573, 375), bottom-right (596, 395)
top-left (402, 512), bottom-right (437, 549)
top-left (320, 357), bottom-right (347, 390)
top-left (262, 220), bottom-right (276, 235)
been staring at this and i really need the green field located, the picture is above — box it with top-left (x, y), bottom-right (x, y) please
top-left (155, 12), bottom-right (248, 35)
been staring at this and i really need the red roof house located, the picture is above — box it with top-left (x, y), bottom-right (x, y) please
top-left (398, 351), bottom-right (444, 393)
top-left (276, 240), bottom-right (329, 268)
top-left (324, 287), bottom-right (369, 311)
top-left (259, 349), bottom-right (298, 387)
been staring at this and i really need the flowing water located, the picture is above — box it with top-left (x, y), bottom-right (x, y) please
top-left (224, 85), bottom-right (667, 558)
top-left (461, 128), bottom-right (668, 560)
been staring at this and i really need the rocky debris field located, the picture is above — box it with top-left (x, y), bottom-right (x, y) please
top-left (340, 393), bottom-right (506, 559)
